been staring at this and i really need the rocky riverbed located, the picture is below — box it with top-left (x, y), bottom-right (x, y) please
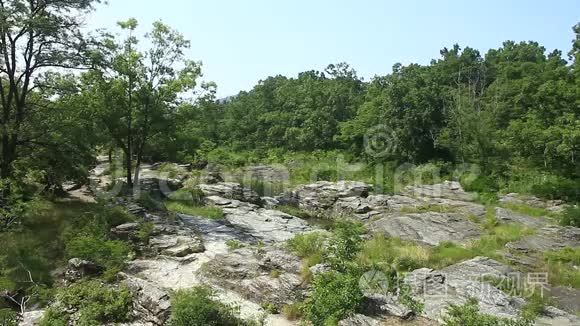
top-left (21, 161), bottom-right (580, 325)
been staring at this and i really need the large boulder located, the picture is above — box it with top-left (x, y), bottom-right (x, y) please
top-left (499, 193), bottom-right (567, 214)
top-left (205, 196), bottom-right (313, 243)
top-left (199, 182), bottom-right (262, 205)
top-left (401, 181), bottom-right (476, 202)
top-left (199, 247), bottom-right (305, 309)
top-left (403, 257), bottom-right (580, 325)
top-left (279, 181), bottom-right (371, 212)
top-left (369, 212), bottom-right (482, 246)
top-left (119, 273), bottom-right (171, 325)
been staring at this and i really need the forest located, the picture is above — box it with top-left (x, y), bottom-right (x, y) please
top-left (1, 1), bottom-right (579, 326)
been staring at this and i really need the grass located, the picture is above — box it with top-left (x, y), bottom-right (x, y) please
top-left (286, 231), bottom-right (329, 267)
top-left (165, 201), bottom-right (225, 220)
top-left (225, 239), bottom-right (245, 250)
top-left (400, 204), bottom-right (458, 214)
top-left (500, 202), bottom-right (552, 218)
top-left (358, 234), bottom-right (430, 272)
top-left (542, 248), bottom-right (580, 288)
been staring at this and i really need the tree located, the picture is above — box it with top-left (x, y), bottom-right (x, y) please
top-left (0, 0), bottom-right (100, 181)
top-left (85, 19), bottom-right (201, 189)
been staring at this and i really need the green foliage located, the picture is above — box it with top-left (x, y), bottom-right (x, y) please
top-left (326, 221), bottom-right (365, 271)
top-left (137, 222), bottom-right (156, 243)
top-left (169, 286), bottom-right (243, 326)
top-left (358, 235), bottom-right (430, 272)
top-left (65, 235), bottom-right (130, 277)
top-left (543, 248), bottom-right (580, 288)
top-left (560, 205), bottom-right (580, 227)
top-left (0, 309), bottom-right (18, 326)
top-left (225, 239), bottom-right (245, 250)
top-left (40, 280), bottom-right (132, 326)
top-left (165, 201), bottom-right (225, 219)
top-left (286, 231), bottom-right (329, 266)
top-left (303, 271), bottom-right (364, 326)
top-left (281, 302), bottom-right (303, 320)
top-left (442, 298), bottom-right (533, 326)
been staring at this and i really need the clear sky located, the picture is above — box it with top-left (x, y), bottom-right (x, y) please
top-left (87, 0), bottom-right (580, 97)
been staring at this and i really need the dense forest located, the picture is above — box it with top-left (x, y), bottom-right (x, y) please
top-left (1, 1), bottom-right (579, 325)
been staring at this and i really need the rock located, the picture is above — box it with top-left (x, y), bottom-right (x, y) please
top-left (199, 247), bottom-right (305, 308)
top-left (402, 181), bottom-right (476, 202)
top-left (535, 306), bottom-right (580, 326)
top-left (204, 196), bottom-right (313, 243)
top-left (369, 212), bottom-right (481, 246)
top-left (120, 273), bottom-right (171, 325)
top-left (499, 193), bottom-right (568, 214)
top-left (495, 207), bottom-right (549, 228)
top-left (404, 257), bottom-right (580, 324)
top-left (309, 263), bottom-right (332, 275)
top-left (362, 293), bottom-right (414, 319)
top-left (506, 225), bottom-right (580, 254)
top-left (338, 314), bottom-right (384, 326)
top-left (64, 258), bottom-right (104, 282)
top-left (199, 182), bottom-right (262, 205)
top-left (199, 171), bottom-right (224, 184)
top-left (261, 196), bottom-right (280, 209)
top-left (20, 310), bottom-right (45, 326)
top-left (179, 213), bottom-right (257, 244)
top-left (111, 222), bottom-right (141, 241)
top-left (282, 181), bottom-right (371, 212)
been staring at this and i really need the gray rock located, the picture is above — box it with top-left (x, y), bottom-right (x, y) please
top-left (199, 171), bottom-right (224, 184)
top-left (283, 181), bottom-right (371, 212)
top-left (199, 182), bottom-right (262, 205)
top-left (111, 222), bottom-right (141, 241)
top-left (362, 293), bottom-right (414, 319)
top-left (338, 314), bottom-right (383, 326)
top-left (199, 247), bottom-right (305, 308)
top-left (19, 310), bottom-right (45, 326)
top-left (65, 258), bottom-right (104, 282)
top-left (495, 207), bottom-right (549, 228)
top-left (402, 181), bottom-right (476, 202)
top-left (506, 225), bottom-right (580, 254)
top-left (205, 196), bottom-right (313, 243)
top-left (499, 193), bottom-right (568, 214)
top-left (120, 273), bottom-right (171, 325)
top-left (369, 212), bottom-right (481, 246)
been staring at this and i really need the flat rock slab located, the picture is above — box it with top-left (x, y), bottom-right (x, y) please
top-left (506, 225), bottom-right (580, 254)
top-left (368, 212), bottom-right (482, 246)
top-left (495, 207), bottom-right (550, 228)
top-left (204, 196), bottom-right (314, 243)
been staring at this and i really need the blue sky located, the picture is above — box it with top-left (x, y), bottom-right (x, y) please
top-left (87, 0), bottom-right (580, 97)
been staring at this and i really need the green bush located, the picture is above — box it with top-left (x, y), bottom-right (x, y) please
top-left (169, 286), bottom-right (242, 326)
top-left (40, 280), bottom-right (132, 326)
top-left (65, 235), bottom-right (130, 274)
top-left (326, 221), bottom-right (365, 272)
top-left (0, 309), bottom-right (18, 326)
top-left (560, 205), bottom-right (580, 227)
top-left (531, 178), bottom-right (580, 202)
top-left (303, 271), bottom-right (364, 326)
top-left (103, 206), bottom-right (136, 227)
top-left (286, 231), bottom-right (329, 266)
top-left (442, 298), bottom-right (532, 326)
top-left (358, 235), bottom-right (430, 272)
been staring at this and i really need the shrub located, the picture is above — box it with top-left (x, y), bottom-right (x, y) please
top-left (442, 298), bottom-right (532, 326)
top-left (560, 205), bottom-right (580, 227)
top-left (166, 201), bottom-right (225, 219)
top-left (358, 235), bottom-right (429, 272)
top-left (281, 303), bottom-right (303, 320)
top-left (103, 206), bottom-right (135, 227)
top-left (303, 271), bottom-right (364, 326)
top-left (531, 178), bottom-right (580, 202)
top-left (225, 239), bottom-right (245, 250)
top-left (286, 231), bottom-right (329, 266)
top-left (0, 309), bottom-right (18, 326)
top-left (40, 280), bottom-right (132, 326)
top-left (137, 222), bottom-right (156, 243)
top-left (65, 235), bottom-right (130, 274)
top-left (326, 221), bottom-right (365, 271)
top-left (169, 286), bottom-right (242, 326)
